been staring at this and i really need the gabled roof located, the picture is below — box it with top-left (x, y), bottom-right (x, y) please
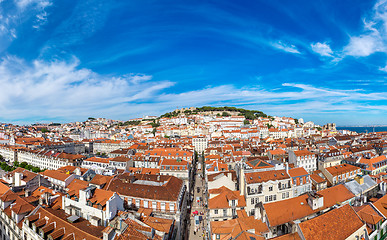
top-left (288, 167), bottom-right (309, 177)
top-left (210, 216), bottom-right (268, 239)
top-left (356, 204), bottom-right (383, 225)
top-left (208, 187), bottom-right (246, 209)
top-left (264, 184), bottom-right (355, 227)
top-left (298, 204), bottom-right (364, 240)
top-left (106, 173), bottom-right (183, 202)
top-left (325, 164), bottom-right (361, 177)
top-left (371, 194), bottom-right (387, 217)
top-left (245, 159), bottom-right (273, 169)
top-left (10, 168), bottom-right (38, 182)
top-left (41, 170), bottom-right (71, 182)
top-left (26, 207), bottom-right (104, 240)
top-left (208, 171), bottom-right (237, 182)
top-left (271, 233), bottom-right (301, 240)
top-left (245, 170), bottom-right (290, 184)
top-left (142, 215), bottom-right (173, 233)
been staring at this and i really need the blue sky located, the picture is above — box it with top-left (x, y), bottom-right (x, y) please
top-left (0, 0), bottom-right (386, 125)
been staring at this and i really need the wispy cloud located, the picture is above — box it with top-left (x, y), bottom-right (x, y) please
top-left (310, 42), bottom-right (334, 57)
top-left (1, 55), bottom-right (384, 123)
top-left (0, 0), bottom-right (52, 48)
top-left (40, 0), bottom-right (112, 57)
top-left (0, 55), bottom-right (173, 121)
top-left (343, 0), bottom-right (387, 57)
top-left (271, 40), bottom-right (301, 54)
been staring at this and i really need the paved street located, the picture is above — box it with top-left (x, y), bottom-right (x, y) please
top-left (188, 161), bottom-right (208, 239)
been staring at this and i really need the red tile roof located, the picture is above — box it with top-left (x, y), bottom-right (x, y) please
top-left (299, 204), bottom-right (364, 240)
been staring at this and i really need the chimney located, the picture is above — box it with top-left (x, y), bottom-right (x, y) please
top-left (25, 189), bottom-right (31, 197)
top-left (285, 162), bottom-right (289, 175)
top-left (355, 176), bottom-right (364, 185)
top-left (102, 227), bottom-right (115, 240)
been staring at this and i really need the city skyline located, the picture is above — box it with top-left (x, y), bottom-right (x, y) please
top-left (0, 0), bottom-right (387, 125)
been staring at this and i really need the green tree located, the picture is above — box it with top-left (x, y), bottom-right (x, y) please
top-left (244, 119), bottom-right (250, 125)
top-left (32, 167), bottom-right (41, 173)
top-left (13, 161), bottom-right (20, 167)
top-left (20, 162), bottom-right (28, 168)
top-left (294, 118), bottom-right (299, 124)
top-left (222, 112), bottom-right (231, 117)
top-left (41, 128), bottom-right (50, 133)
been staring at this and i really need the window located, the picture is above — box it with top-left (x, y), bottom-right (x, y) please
top-left (152, 202), bottom-right (157, 210)
top-left (215, 209), bottom-right (218, 214)
top-left (251, 198), bottom-right (254, 204)
top-left (231, 200), bottom-right (236, 206)
top-left (216, 234), bottom-right (220, 239)
top-left (269, 186), bottom-right (273, 191)
top-left (223, 209), bottom-right (227, 216)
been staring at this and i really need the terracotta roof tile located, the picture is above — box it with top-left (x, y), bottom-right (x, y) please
top-left (299, 204), bottom-right (364, 240)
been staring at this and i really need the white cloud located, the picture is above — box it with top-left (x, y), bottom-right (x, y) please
top-left (0, 0), bottom-right (52, 43)
top-left (14, 0), bottom-right (51, 10)
top-left (343, 0), bottom-right (387, 57)
top-left (379, 63), bottom-right (387, 72)
top-left (311, 42), bottom-right (334, 57)
top-left (271, 41), bottom-right (301, 54)
top-left (0, 55), bottom-right (385, 123)
top-left (0, 56), bottom-right (173, 121)
top-left (344, 34), bottom-right (384, 57)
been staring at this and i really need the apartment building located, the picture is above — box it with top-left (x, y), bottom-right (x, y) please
top-left (192, 136), bottom-right (208, 154)
top-left (321, 164), bottom-right (361, 185)
top-left (344, 155), bottom-right (387, 175)
top-left (288, 167), bottom-right (312, 197)
top-left (318, 148), bottom-right (343, 166)
top-left (0, 190), bottom-right (35, 240)
top-left (0, 145), bottom-right (19, 163)
top-left (40, 169), bottom-right (75, 192)
top-left (17, 149), bottom-right (85, 170)
top-left (208, 187), bottom-right (246, 221)
top-left (244, 170), bottom-right (293, 216)
top-left (63, 183), bottom-right (124, 226)
top-left (159, 158), bottom-right (190, 182)
top-left (106, 173), bottom-right (188, 234)
top-left (93, 140), bottom-right (133, 154)
top-left (289, 149), bottom-right (317, 173)
top-left (256, 184), bottom-right (355, 237)
top-left (23, 205), bottom-right (110, 240)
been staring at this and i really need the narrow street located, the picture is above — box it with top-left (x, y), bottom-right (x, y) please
top-left (188, 157), bottom-right (208, 240)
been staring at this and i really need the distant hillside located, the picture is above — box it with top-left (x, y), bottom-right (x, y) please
top-left (160, 106), bottom-right (267, 120)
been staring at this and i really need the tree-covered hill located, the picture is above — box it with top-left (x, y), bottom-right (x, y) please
top-left (160, 106), bottom-right (267, 120)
